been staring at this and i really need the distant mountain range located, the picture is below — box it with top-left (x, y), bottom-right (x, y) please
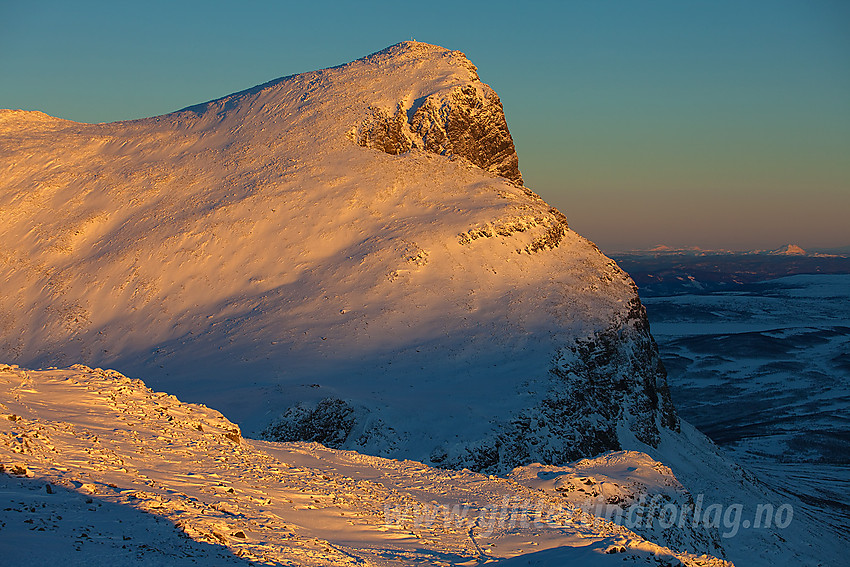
top-left (613, 243), bottom-right (850, 258)
top-left (609, 244), bottom-right (850, 296)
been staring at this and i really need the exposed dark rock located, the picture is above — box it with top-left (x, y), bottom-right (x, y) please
top-left (524, 209), bottom-right (568, 254)
top-left (261, 398), bottom-right (355, 448)
top-left (457, 208), bottom-right (568, 253)
top-left (356, 105), bottom-right (412, 156)
top-left (431, 297), bottom-right (679, 474)
top-left (261, 295), bottom-right (679, 475)
top-left (357, 83), bottom-right (523, 185)
top-left (409, 84), bottom-right (523, 185)
top-left (547, 298), bottom-right (680, 448)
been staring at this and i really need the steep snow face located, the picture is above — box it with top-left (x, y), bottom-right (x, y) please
top-left (0, 41), bottom-right (676, 471)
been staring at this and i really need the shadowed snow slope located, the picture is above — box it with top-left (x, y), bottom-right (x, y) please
top-left (0, 41), bottom-right (675, 471)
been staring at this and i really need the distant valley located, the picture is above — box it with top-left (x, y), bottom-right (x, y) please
top-left (611, 245), bottom-right (850, 296)
top-left (610, 247), bottom-right (850, 535)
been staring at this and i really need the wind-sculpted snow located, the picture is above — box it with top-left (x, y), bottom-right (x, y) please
top-left (512, 452), bottom-right (727, 557)
top-left (0, 41), bottom-right (677, 472)
top-left (0, 364), bottom-right (732, 566)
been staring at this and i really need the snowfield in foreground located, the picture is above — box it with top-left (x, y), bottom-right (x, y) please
top-left (1, 364), bottom-right (732, 566)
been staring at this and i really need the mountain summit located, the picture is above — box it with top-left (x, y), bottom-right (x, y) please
top-left (1, 41), bottom-right (676, 472)
top-left (769, 244), bottom-right (806, 256)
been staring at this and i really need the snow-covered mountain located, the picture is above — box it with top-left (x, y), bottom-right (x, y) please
top-left (768, 244), bottom-right (806, 256)
top-left (0, 41), bottom-right (675, 472)
top-left (0, 42), bottom-right (843, 564)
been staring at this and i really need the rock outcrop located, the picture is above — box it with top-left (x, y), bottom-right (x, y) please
top-left (357, 82), bottom-right (523, 185)
top-left (353, 42), bottom-right (522, 185)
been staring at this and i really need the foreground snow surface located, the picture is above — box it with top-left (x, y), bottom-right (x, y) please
top-left (0, 364), bottom-right (730, 566)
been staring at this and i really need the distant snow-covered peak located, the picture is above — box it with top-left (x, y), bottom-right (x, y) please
top-left (769, 244), bottom-right (807, 256)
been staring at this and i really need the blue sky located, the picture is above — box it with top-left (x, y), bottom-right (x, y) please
top-left (2, 0), bottom-right (848, 250)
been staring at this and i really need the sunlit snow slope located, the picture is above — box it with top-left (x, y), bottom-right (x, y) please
top-left (0, 363), bottom-right (730, 566)
top-left (0, 42), bottom-right (675, 471)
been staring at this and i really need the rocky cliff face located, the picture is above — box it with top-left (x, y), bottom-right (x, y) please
top-left (357, 81), bottom-right (523, 185)
top-left (0, 41), bottom-right (676, 473)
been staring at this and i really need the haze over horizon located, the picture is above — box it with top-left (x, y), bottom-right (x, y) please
top-left (2, 0), bottom-right (847, 251)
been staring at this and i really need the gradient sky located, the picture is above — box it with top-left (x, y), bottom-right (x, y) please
top-left (2, 0), bottom-right (848, 251)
